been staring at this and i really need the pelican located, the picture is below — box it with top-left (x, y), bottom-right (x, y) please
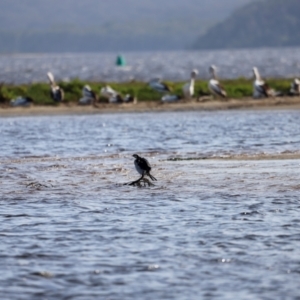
top-left (100, 85), bottom-right (122, 103)
top-left (108, 94), bottom-right (136, 104)
top-left (208, 66), bottom-right (227, 98)
top-left (100, 85), bottom-right (135, 104)
top-left (10, 96), bottom-right (33, 107)
top-left (47, 72), bottom-right (64, 102)
top-left (79, 85), bottom-right (97, 105)
top-left (161, 94), bottom-right (181, 103)
top-left (100, 85), bottom-right (118, 99)
top-left (182, 69), bottom-right (198, 99)
top-left (290, 78), bottom-right (300, 96)
top-left (252, 67), bottom-right (273, 98)
top-left (149, 78), bottom-right (171, 93)
top-left (82, 85), bottom-right (97, 99)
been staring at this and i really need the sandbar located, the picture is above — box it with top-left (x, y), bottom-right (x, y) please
top-left (1, 96), bottom-right (300, 117)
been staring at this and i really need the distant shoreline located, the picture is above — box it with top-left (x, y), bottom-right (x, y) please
top-left (1, 97), bottom-right (300, 117)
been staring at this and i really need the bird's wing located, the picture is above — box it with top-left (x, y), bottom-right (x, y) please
top-left (210, 80), bottom-right (226, 97)
top-left (101, 86), bottom-right (118, 98)
top-left (82, 85), bottom-right (94, 98)
top-left (150, 81), bottom-right (171, 92)
top-left (256, 81), bottom-right (269, 97)
top-left (138, 157), bottom-right (151, 171)
top-left (56, 88), bottom-right (64, 101)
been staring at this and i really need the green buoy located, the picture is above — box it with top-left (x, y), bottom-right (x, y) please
top-left (116, 55), bottom-right (126, 67)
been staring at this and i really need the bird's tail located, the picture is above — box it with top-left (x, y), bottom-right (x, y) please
top-left (148, 172), bottom-right (157, 181)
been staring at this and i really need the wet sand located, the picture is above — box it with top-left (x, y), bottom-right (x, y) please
top-left (1, 96), bottom-right (300, 117)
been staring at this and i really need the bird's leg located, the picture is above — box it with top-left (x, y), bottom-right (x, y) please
top-left (126, 173), bottom-right (144, 186)
top-left (142, 178), bottom-right (154, 187)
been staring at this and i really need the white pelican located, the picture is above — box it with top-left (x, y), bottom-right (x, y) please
top-left (82, 85), bottom-right (97, 99)
top-left (100, 85), bottom-right (122, 103)
top-left (290, 78), bottom-right (300, 96)
top-left (182, 69), bottom-right (198, 99)
top-left (10, 96), bottom-right (33, 107)
top-left (100, 85), bottom-right (135, 104)
top-left (149, 78), bottom-right (171, 93)
top-left (208, 66), bottom-right (227, 98)
top-left (252, 67), bottom-right (273, 98)
top-left (161, 94), bottom-right (181, 103)
top-left (100, 85), bottom-right (118, 99)
top-left (79, 85), bottom-right (97, 105)
top-left (47, 72), bottom-right (64, 102)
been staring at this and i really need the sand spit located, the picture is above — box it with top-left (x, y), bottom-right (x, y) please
top-left (1, 96), bottom-right (300, 117)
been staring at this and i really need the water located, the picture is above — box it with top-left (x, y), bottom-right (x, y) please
top-left (1, 110), bottom-right (300, 299)
top-left (1, 48), bottom-right (300, 84)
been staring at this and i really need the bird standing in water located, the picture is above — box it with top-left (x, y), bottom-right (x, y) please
top-left (133, 154), bottom-right (157, 182)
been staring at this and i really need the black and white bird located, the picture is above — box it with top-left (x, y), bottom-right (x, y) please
top-left (108, 94), bottom-right (124, 103)
top-left (132, 154), bottom-right (157, 181)
top-left (182, 69), bottom-right (198, 99)
top-left (149, 78), bottom-right (171, 93)
top-left (100, 85), bottom-right (118, 99)
top-left (100, 85), bottom-right (136, 103)
top-left (10, 96), bottom-right (33, 107)
top-left (289, 78), bottom-right (300, 96)
top-left (123, 94), bottom-right (136, 103)
top-left (79, 85), bottom-right (97, 105)
top-left (208, 65), bottom-right (227, 98)
top-left (47, 72), bottom-right (64, 102)
top-left (100, 85), bottom-right (122, 103)
top-left (252, 67), bottom-right (272, 98)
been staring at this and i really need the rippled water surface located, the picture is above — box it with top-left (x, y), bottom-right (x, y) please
top-left (1, 111), bottom-right (300, 299)
top-left (1, 48), bottom-right (300, 84)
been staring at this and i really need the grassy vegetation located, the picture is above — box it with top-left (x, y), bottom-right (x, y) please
top-left (0, 78), bottom-right (293, 105)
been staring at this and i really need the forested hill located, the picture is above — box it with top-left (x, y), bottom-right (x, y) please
top-left (194, 0), bottom-right (300, 49)
top-left (0, 0), bottom-right (250, 53)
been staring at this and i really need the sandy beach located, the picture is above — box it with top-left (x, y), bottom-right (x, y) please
top-left (1, 96), bottom-right (300, 117)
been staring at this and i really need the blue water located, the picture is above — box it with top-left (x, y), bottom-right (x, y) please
top-left (1, 111), bottom-right (300, 299)
top-left (1, 47), bottom-right (300, 84)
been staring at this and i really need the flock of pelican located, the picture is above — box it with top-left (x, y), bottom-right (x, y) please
top-left (158, 66), bottom-right (300, 102)
top-left (148, 67), bottom-right (227, 102)
top-left (9, 66), bottom-right (300, 107)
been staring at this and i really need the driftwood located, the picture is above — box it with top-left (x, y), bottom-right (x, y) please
top-left (124, 176), bottom-right (155, 187)
top-left (26, 182), bottom-right (53, 190)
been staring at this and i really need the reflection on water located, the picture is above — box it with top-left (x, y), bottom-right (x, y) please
top-left (1, 47), bottom-right (300, 84)
top-left (0, 111), bottom-right (300, 299)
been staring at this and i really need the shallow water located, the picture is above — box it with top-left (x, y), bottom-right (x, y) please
top-left (1, 111), bottom-right (300, 299)
top-left (1, 47), bottom-right (300, 84)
